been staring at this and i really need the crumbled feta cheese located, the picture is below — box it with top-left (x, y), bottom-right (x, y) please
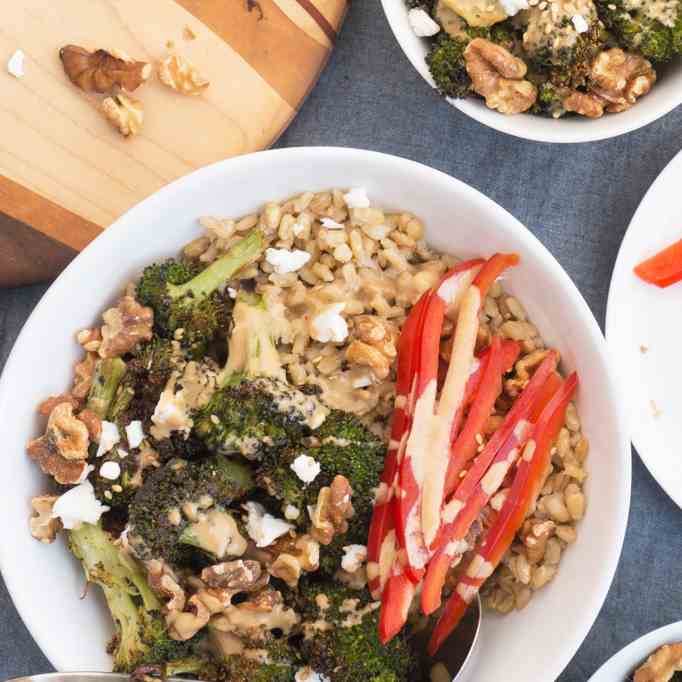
top-left (292, 221), bottom-right (305, 236)
top-left (352, 374), bottom-right (372, 389)
top-left (571, 14), bottom-right (589, 32)
top-left (343, 187), bottom-right (370, 209)
top-left (310, 303), bottom-right (348, 343)
top-left (284, 504), bottom-right (300, 520)
top-left (227, 287), bottom-right (238, 299)
top-left (244, 501), bottom-right (293, 548)
top-left (295, 668), bottom-right (331, 682)
top-left (265, 247), bottom-right (311, 274)
top-left (290, 454), bottom-right (321, 484)
top-left (96, 421), bottom-right (120, 458)
top-left (407, 8), bottom-right (441, 37)
top-left (499, 0), bottom-right (528, 15)
top-left (100, 461), bottom-right (121, 481)
top-left (320, 218), bottom-right (345, 230)
top-left (341, 544), bottom-right (367, 573)
top-left (52, 481), bottom-right (109, 530)
top-left (7, 49), bottom-right (25, 78)
top-left (125, 420), bottom-right (144, 449)
top-left (117, 449), bottom-right (129, 459)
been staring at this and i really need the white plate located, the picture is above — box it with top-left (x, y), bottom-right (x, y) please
top-left (606, 149), bottom-right (682, 509)
top-left (589, 621), bottom-right (682, 681)
top-left (381, 0), bottom-right (682, 143)
top-left (0, 147), bottom-right (629, 681)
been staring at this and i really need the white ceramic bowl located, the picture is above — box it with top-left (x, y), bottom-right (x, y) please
top-left (0, 147), bottom-right (629, 681)
top-left (381, 0), bottom-right (682, 143)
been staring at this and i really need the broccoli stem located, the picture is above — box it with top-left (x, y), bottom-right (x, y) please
top-left (167, 228), bottom-right (263, 302)
top-left (87, 358), bottom-right (127, 419)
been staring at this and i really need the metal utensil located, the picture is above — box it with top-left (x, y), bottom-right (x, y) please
top-left (7, 597), bottom-right (481, 682)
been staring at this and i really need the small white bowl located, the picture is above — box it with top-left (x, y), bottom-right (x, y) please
top-left (0, 147), bottom-right (629, 681)
top-left (381, 0), bottom-right (682, 143)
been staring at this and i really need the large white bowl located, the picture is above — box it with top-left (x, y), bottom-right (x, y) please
top-left (381, 0), bottom-right (682, 143)
top-left (0, 147), bottom-right (629, 681)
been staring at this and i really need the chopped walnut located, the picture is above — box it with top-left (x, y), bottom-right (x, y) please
top-left (30, 495), bottom-right (61, 543)
top-left (99, 296), bottom-right (153, 357)
top-left (464, 38), bottom-right (537, 115)
top-left (59, 45), bottom-right (151, 93)
top-left (589, 49), bottom-right (656, 113)
top-left (146, 559), bottom-right (186, 612)
top-left (166, 594), bottom-right (210, 641)
top-left (563, 90), bottom-right (605, 118)
top-left (521, 519), bottom-right (555, 564)
top-left (72, 352), bottom-right (97, 400)
top-left (505, 349), bottom-right (550, 397)
top-left (158, 54), bottom-right (209, 95)
top-left (266, 534), bottom-right (320, 587)
top-left (27, 436), bottom-right (89, 485)
top-left (77, 328), bottom-right (102, 352)
top-left (38, 394), bottom-right (81, 417)
top-left (346, 316), bottom-right (398, 381)
top-left (201, 560), bottom-right (266, 591)
top-left (77, 409), bottom-right (102, 442)
top-left (634, 642), bottom-right (682, 682)
top-left (309, 475), bottom-right (355, 545)
top-left (102, 93), bottom-right (144, 137)
top-left (47, 402), bottom-right (89, 460)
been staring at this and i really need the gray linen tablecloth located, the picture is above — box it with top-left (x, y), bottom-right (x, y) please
top-left (2, 3), bottom-right (682, 680)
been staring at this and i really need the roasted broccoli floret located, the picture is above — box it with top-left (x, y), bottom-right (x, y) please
top-left (86, 358), bottom-right (127, 419)
top-left (136, 229), bottom-right (262, 358)
top-left (298, 583), bottom-right (421, 682)
top-left (127, 456), bottom-right (254, 564)
top-left (595, 0), bottom-right (682, 61)
top-left (531, 81), bottom-right (570, 116)
top-left (426, 35), bottom-right (471, 98)
top-left (68, 522), bottom-right (200, 672)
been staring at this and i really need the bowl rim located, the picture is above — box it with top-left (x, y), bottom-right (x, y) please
top-left (380, 0), bottom-right (682, 144)
top-left (0, 146), bottom-right (631, 678)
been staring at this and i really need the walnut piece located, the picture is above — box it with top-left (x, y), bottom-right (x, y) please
top-left (27, 436), bottom-right (89, 485)
top-left (563, 90), bottom-right (605, 118)
top-left (77, 327), bottom-right (102, 352)
top-left (73, 352), bottom-right (97, 399)
top-left (78, 408), bottom-right (102, 442)
top-left (38, 394), bottom-right (81, 417)
top-left (166, 594), bottom-right (210, 641)
top-left (590, 49), bottom-right (656, 113)
top-left (464, 38), bottom-right (537, 115)
top-left (59, 45), bottom-right (151, 93)
top-left (309, 475), bottom-right (355, 545)
top-left (30, 495), bottom-right (61, 544)
top-left (634, 642), bottom-right (682, 682)
top-left (47, 402), bottom-right (89, 460)
top-left (201, 560), bottom-right (266, 590)
top-left (158, 54), bottom-right (209, 95)
top-left (267, 534), bottom-right (320, 587)
top-left (99, 296), bottom-right (153, 357)
top-left (346, 315), bottom-right (398, 381)
top-left (146, 559), bottom-right (186, 612)
top-left (102, 93), bottom-right (144, 138)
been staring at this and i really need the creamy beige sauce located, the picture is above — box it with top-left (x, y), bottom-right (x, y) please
top-left (622, 0), bottom-right (677, 25)
top-left (441, 0), bottom-right (508, 26)
top-left (265, 380), bottom-right (329, 431)
top-left (185, 509), bottom-right (247, 559)
top-left (436, 0), bottom-right (470, 37)
top-left (211, 601), bottom-right (300, 636)
top-left (523, 0), bottom-right (597, 55)
top-left (208, 629), bottom-right (244, 658)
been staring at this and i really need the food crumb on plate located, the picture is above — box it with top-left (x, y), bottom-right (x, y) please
top-left (640, 344), bottom-right (649, 354)
top-left (650, 399), bottom-right (662, 417)
top-left (7, 49), bottom-right (25, 78)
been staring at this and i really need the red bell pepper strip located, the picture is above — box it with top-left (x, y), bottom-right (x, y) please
top-left (378, 571), bottom-right (416, 644)
top-left (418, 254), bottom-right (520, 555)
top-left (634, 237), bottom-right (682, 288)
top-left (395, 261), bottom-right (484, 582)
top-left (366, 291), bottom-right (430, 598)
top-left (421, 353), bottom-right (559, 614)
top-left (427, 372), bottom-right (578, 655)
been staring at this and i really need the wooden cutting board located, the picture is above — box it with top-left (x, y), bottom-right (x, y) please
top-left (0, 0), bottom-right (347, 286)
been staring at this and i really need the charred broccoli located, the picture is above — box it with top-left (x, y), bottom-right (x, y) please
top-left (86, 358), bottom-right (127, 419)
top-left (426, 35), bottom-right (471, 98)
top-left (127, 456), bottom-right (254, 564)
top-left (298, 583), bottom-right (420, 682)
top-left (68, 522), bottom-right (200, 672)
top-left (136, 229), bottom-right (262, 357)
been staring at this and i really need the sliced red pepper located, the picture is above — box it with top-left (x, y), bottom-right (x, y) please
top-left (422, 355), bottom-right (560, 614)
top-left (427, 373), bottom-right (578, 655)
top-left (634, 237), bottom-right (682, 288)
top-left (378, 572), bottom-right (415, 644)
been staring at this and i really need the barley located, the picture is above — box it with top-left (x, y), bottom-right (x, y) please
top-left (565, 401), bottom-right (580, 431)
top-left (564, 483), bottom-right (585, 520)
top-left (505, 296), bottom-right (527, 321)
top-left (333, 244), bottom-right (353, 263)
top-left (555, 525), bottom-right (577, 544)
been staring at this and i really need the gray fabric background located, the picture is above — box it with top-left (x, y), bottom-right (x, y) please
top-left (2, 2), bottom-right (682, 680)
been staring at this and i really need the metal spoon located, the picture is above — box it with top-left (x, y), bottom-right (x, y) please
top-left (7, 599), bottom-right (481, 682)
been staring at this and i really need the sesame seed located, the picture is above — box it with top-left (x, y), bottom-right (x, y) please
top-left (104, 490), bottom-right (113, 500)
top-left (210, 414), bottom-right (220, 425)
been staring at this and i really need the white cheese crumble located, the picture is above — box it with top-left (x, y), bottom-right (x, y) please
top-left (125, 420), bottom-right (145, 449)
top-left (52, 480), bottom-right (110, 530)
top-left (265, 247), bottom-right (311, 274)
top-left (571, 14), bottom-right (589, 32)
top-left (295, 668), bottom-right (331, 682)
top-left (407, 8), bottom-right (441, 37)
top-left (244, 501), bottom-right (293, 548)
top-left (320, 218), bottom-right (345, 230)
top-left (343, 187), bottom-right (370, 209)
top-left (310, 303), bottom-right (348, 343)
top-left (7, 49), bottom-right (25, 78)
top-left (100, 461), bottom-right (121, 481)
top-left (352, 374), bottom-right (372, 389)
top-left (284, 504), bottom-right (300, 520)
top-left (96, 421), bottom-right (120, 458)
top-left (290, 454), bottom-right (321, 483)
top-left (341, 544), bottom-right (367, 573)
top-left (227, 287), bottom-right (238, 299)
top-left (292, 221), bottom-right (305, 236)
top-left (499, 0), bottom-right (529, 15)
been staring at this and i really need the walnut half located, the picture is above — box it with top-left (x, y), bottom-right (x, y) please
top-left (158, 54), bottom-right (209, 95)
top-left (464, 38), bottom-right (537, 115)
top-left (102, 94), bottom-right (144, 138)
top-left (99, 295), bottom-right (154, 356)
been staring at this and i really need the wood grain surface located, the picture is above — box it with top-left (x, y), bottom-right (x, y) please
top-left (0, 0), bottom-right (347, 284)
